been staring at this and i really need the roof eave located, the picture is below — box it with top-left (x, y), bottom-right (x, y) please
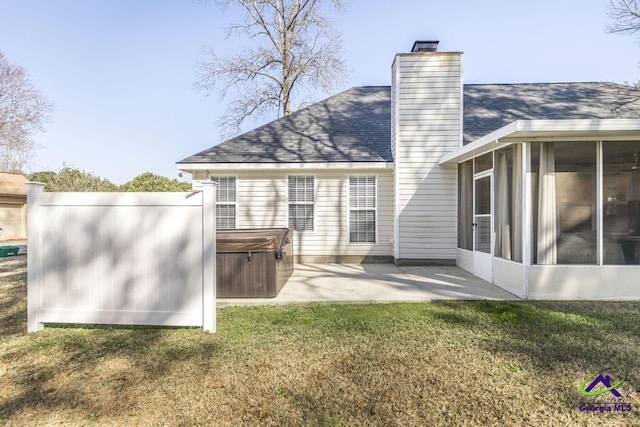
top-left (177, 161), bottom-right (395, 171)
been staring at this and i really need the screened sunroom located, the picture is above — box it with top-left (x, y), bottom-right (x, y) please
top-left (440, 119), bottom-right (640, 299)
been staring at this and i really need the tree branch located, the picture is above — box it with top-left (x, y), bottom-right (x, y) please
top-left (607, 0), bottom-right (640, 35)
top-left (0, 51), bottom-right (53, 172)
top-left (197, 0), bottom-right (348, 136)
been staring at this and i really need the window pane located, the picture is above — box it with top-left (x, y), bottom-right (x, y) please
top-left (289, 176), bottom-right (314, 203)
top-left (211, 176), bottom-right (236, 203)
top-left (475, 176), bottom-right (491, 215)
top-left (350, 210), bottom-right (376, 243)
top-left (475, 216), bottom-right (491, 253)
top-left (532, 142), bottom-right (597, 265)
top-left (494, 147), bottom-right (523, 262)
top-left (349, 176), bottom-right (376, 209)
top-left (603, 141), bottom-right (640, 265)
top-left (289, 204), bottom-right (313, 231)
top-left (474, 152), bottom-right (493, 173)
top-left (458, 160), bottom-right (473, 250)
top-left (216, 204), bottom-right (236, 229)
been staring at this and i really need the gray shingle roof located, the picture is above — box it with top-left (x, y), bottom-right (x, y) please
top-left (179, 86), bottom-right (392, 163)
top-left (463, 82), bottom-right (640, 143)
top-left (180, 82), bottom-right (640, 164)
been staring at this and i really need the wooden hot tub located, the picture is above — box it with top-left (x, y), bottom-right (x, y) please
top-left (216, 228), bottom-right (293, 298)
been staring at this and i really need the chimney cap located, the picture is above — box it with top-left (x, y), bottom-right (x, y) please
top-left (411, 40), bottom-right (439, 53)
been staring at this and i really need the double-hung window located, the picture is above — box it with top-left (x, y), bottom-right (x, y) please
top-left (349, 176), bottom-right (377, 243)
top-left (210, 176), bottom-right (236, 229)
top-left (288, 176), bottom-right (314, 231)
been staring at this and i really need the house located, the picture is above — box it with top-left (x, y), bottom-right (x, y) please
top-left (0, 172), bottom-right (28, 241)
top-left (178, 41), bottom-right (640, 300)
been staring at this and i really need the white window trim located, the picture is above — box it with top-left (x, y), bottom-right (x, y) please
top-left (286, 174), bottom-right (316, 232)
top-left (347, 174), bottom-right (378, 245)
top-left (209, 175), bottom-right (239, 229)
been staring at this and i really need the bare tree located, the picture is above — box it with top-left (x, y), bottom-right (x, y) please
top-left (0, 52), bottom-right (53, 173)
top-left (607, 0), bottom-right (640, 36)
top-left (196, 0), bottom-right (348, 136)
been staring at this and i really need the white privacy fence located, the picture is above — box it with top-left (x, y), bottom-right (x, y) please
top-left (26, 182), bottom-right (217, 332)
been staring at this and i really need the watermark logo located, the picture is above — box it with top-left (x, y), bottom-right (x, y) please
top-left (580, 369), bottom-right (626, 398)
top-left (578, 367), bottom-right (634, 414)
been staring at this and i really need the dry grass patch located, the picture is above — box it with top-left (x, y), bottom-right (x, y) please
top-left (1, 255), bottom-right (640, 425)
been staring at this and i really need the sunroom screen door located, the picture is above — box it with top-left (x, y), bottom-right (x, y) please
top-left (474, 173), bottom-right (493, 282)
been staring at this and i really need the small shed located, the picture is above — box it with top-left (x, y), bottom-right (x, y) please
top-left (0, 173), bottom-right (28, 240)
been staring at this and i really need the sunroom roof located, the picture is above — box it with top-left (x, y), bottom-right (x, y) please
top-left (439, 119), bottom-right (640, 165)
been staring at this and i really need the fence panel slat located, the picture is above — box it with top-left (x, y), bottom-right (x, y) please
top-left (27, 184), bottom-right (216, 332)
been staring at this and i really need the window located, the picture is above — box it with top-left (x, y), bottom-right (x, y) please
top-left (494, 146), bottom-right (523, 262)
top-left (288, 176), bottom-right (314, 231)
top-left (474, 152), bottom-right (493, 174)
top-left (474, 175), bottom-right (491, 254)
top-left (531, 142), bottom-right (597, 265)
top-left (349, 176), bottom-right (376, 243)
top-left (210, 176), bottom-right (236, 229)
top-left (458, 160), bottom-right (473, 250)
top-left (603, 141), bottom-right (640, 265)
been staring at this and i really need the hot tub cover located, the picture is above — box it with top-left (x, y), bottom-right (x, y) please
top-left (216, 228), bottom-right (290, 253)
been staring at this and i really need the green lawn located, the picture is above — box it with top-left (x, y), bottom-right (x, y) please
top-left (1, 255), bottom-right (640, 426)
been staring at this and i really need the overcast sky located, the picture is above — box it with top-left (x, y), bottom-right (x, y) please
top-left (2, 0), bottom-right (639, 183)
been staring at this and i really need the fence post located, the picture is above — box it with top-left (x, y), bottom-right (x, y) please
top-left (26, 182), bottom-right (45, 332)
top-left (201, 181), bottom-right (217, 332)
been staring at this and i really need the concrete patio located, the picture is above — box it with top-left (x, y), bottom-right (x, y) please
top-left (218, 263), bottom-right (520, 306)
top-left (5, 239), bottom-right (517, 305)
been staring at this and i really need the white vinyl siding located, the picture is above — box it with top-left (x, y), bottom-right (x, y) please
top-left (192, 170), bottom-right (393, 257)
top-left (392, 52), bottom-right (462, 260)
top-left (349, 176), bottom-right (377, 243)
top-left (288, 176), bottom-right (314, 231)
top-left (210, 176), bottom-right (236, 229)
top-left (391, 60), bottom-right (398, 160)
